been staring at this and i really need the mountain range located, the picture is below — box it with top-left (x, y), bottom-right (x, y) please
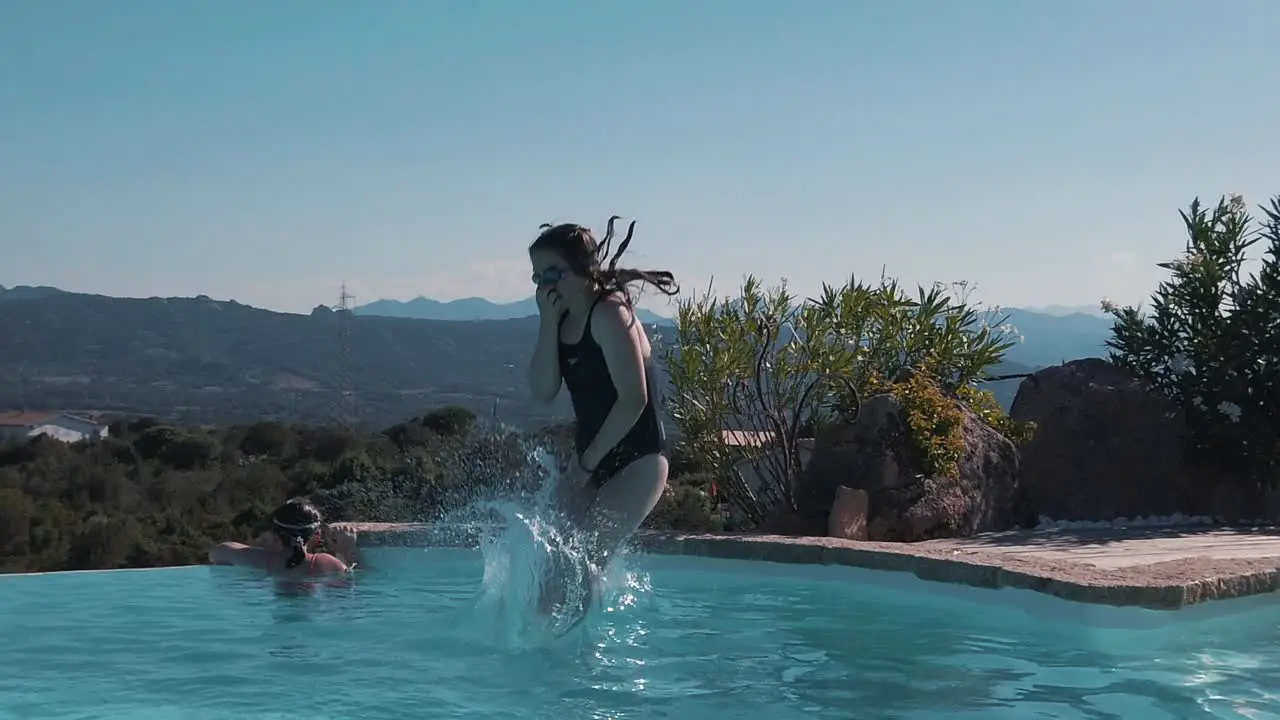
top-left (0, 285), bottom-right (1118, 429)
top-left (0, 285), bottom-right (67, 301)
top-left (1023, 304), bottom-right (1109, 318)
top-left (352, 294), bottom-right (1115, 370)
top-left (354, 295), bottom-right (673, 325)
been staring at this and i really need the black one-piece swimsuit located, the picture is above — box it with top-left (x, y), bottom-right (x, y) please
top-left (557, 294), bottom-right (666, 487)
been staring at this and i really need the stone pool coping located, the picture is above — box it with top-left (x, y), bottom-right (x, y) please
top-left (332, 522), bottom-right (1280, 611)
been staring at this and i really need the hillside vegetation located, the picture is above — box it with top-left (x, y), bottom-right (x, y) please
top-left (0, 403), bottom-right (726, 573)
top-left (0, 293), bottom-right (573, 429)
top-left (0, 290), bottom-right (1045, 429)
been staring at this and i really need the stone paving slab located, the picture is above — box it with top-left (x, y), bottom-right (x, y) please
top-left (332, 522), bottom-right (1280, 611)
top-left (933, 527), bottom-right (1280, 569)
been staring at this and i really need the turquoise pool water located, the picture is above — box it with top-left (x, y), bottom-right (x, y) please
top-left (1, 546), bottom-right (1277, 719)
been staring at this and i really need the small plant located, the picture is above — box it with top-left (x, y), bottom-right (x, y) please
top-left (645, 473), bottom-right (723, 532)
top-left (958, 384), bottom-right (1035, 449)
top-left (862, 365), bottom-right (1033, 480)
top-left (870, 367), bottom-right (967, 478)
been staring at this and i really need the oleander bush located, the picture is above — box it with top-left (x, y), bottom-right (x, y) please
top-left (660, 273), bottom-right (1027, 527)
top-left (1105, 194), bottom-right (1280, 485)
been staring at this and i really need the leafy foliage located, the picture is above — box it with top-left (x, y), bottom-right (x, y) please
top-left (857, 369), bottom-right (1034, 481)
top-left (0, 402), bottom-right (726, 574)
top-left (873, 367), bottom-right (968, 478)
top-left (644, 473), bottom-right (722, 532)
top-left (1105, 194), bottom-right (1280, 483)
top-left (958, 384), bottom-right (1035, 448)
top-left (0, 405), bottom-right (481, 573)
top-left (660, 274), bottom-right (1021, 526)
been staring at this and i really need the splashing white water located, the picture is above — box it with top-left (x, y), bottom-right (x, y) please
top-left (457, 447), bottom-right (650, 648)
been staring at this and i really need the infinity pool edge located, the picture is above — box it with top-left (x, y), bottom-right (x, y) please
top-left (333, 522), bottom-right (1280, 611)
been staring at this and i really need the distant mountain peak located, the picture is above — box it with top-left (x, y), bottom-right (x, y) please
top-left (354, 294), bottom-right (673, 325)
top-left (0, 285), bottom-right (69, 301)
top-left (1022, 303), bottom-right (1109, 318)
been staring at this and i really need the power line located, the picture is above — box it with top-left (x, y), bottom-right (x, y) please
top-left (332, 283), bottom-right (358, 430)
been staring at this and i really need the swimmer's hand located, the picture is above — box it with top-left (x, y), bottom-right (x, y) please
top-left (553, 461), bottom-right (592, 506)
top-left (567, 455), bottom-right (595, 489)
top-left (323, 525), bottom-right (360, 567)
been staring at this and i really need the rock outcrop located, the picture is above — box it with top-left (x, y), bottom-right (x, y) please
top-left (794, 392), bottom-right (1030, 542)
top-left (827, 486), bottom-right (869, 541)
top-left (1009, 358), bottom-right (1196, 521)
top-left (1010, 357), bottom-right (1280, 523)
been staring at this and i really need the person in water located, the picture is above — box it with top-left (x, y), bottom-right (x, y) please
top-left (527, 216), bottom-right (678, 582)
top-left (208, 497), bottom-right (358, 576)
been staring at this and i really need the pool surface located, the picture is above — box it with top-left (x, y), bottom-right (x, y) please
top-left (1, 546), bottom-right (1278, 719)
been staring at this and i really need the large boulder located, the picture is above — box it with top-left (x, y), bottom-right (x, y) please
top-left (1010, 358), bottom-right (1280, 523)
top-left (1009, 358), bottom-right (1194, 521)
top-left (795, 392), bottom-right (1030, 542)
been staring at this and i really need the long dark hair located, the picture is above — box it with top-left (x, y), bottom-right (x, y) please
top-left (271, 497), bottom-right (323, 569)
top-left (529, 216), bottom-right (679, 306)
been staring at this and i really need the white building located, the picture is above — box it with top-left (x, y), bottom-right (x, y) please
top-left (0, 411), bottom-right (110, 444)
top-left (720, 429), bottom-right (815, 525)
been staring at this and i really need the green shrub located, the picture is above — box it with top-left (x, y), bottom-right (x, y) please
top-left (419, 405), bottom-right (478, 438)
top-left (958, 384), bottom-right (1035, 449)
top-left (875, 368), bottom-right (967, 479)
top-left (660, 274), bottom-right (1017, 526)
top-left (646, 473), bottom-right (723, 532)
top-left (1106, 194), bottom-right (1280, 483)
top-left (238, 421), bottom-right (292, 457)
top-left (857, 368), bottom-right (1036, 480)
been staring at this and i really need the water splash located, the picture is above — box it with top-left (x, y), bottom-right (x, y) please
top-left (320, 423), bottom-right (652, 648)
top-left (449, 445), bottom-right (650, 648)
top-left (470, 498), bottom-right (594, 645)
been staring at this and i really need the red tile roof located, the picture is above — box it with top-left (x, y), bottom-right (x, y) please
top-left (0, 411), bottom-right (58, 427)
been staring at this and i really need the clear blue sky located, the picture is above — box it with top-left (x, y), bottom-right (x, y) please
top-left (2, 0), bottom-right (1278, 315)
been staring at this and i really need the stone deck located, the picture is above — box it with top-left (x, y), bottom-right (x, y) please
top-left (333, 522), bottom-right (1280, 611)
